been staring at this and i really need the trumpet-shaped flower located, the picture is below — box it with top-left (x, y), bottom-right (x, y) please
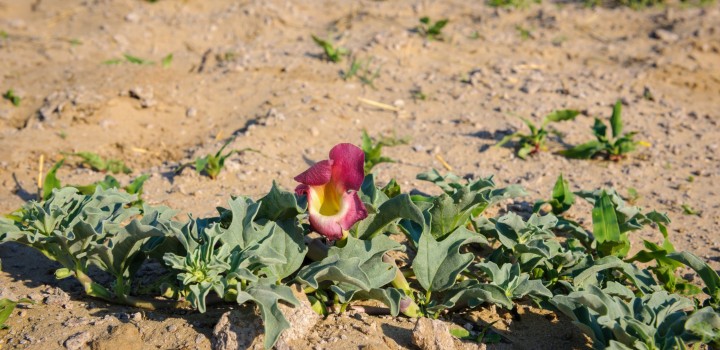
top-left (294, 143), bottom-right (368, 240)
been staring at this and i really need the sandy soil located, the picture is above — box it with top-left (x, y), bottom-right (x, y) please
top-left (1, 0), bottom-right (719, 349)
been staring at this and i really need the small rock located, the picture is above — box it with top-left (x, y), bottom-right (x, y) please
top-left (64, 331), bottom-right (91, 350)
top-left (91, 324), bottom-right (143, 350)
top-left (310, 127), bottom-right (320, 137)
top-left (651, 29), bottom-right (679, 42)
top-left (186, 107), bottom-right (197, 118)
top-left (166, 324), bottom-right (178, 332)
top-left (124, 12), bottom-right (140, 23)
top-left (412, 318), bottom-right (456, 350)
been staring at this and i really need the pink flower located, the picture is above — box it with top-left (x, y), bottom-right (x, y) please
top-left (294, 143), bottom-right (368, 240)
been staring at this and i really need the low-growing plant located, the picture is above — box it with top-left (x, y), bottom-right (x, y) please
top-left (67, 151), bottom-right (132, 174)
top-left (496, 109), bottom-right (579, 159)
top-left (533, 174), bottom-right (575, 215)
top-left (41, 158), bottom-right (148, 203)
top-left (3, 89), bottom-right (21, 107)
top-left (103, 53), bottom-right (154, 65)
top-left (559, 100), bottom-right (645, 160)
top-left (342, 57), bottom-right (382, 88)
top-left (3, 142), bottom-right (720, 350)
top-left (176, 138), bottom-right (256, 179)
top-left (417, 17), bottom-right (449, 41)
top-left (0, 298), bottom-right (31, 329)
top-left (360, 130), bottom-right (408, 174)
top-left (311, 35), bottom-right (347, 63)
top-left (488, 0), bottom-right (540, 8)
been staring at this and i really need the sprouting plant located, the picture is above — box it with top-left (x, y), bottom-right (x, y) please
top-left (67, 152), bottom-right (132, 174)
top-left (311, 35), bottom-right (348, 63)
top-left (418, 17), bottom-right (449, 40)
top-left (533, 174), bottom-right (575, 215)
top-left (161, 53), bottom-right (173, 68)
top-left (176, 138), bottom-right (256, 179)
top-left (559, 100), bottom-right (645, 161)
top-left (488, 0), bottom-right (540, 8)
top-left (496, 109), bottom-right (579, 159)
top-left (41, 158), bottom-right (148, 203)
top-left (0, 298), bottom-right (32, 329)
top-left (342, 57), bottom-right (382, 88)
top-left (681, 204), bottom-right (701, 216)
top-left (450, 321), bottom-right (502, 344)
top-left (103, 53), bottom-right (154, 65)
top-left (3, 89), bottom-right (21, 107)
top-left (360, 130), bottom-right (408, 174)
top-left (410, 87), bottom-right (427, 101)
top-left (516, 25), bottom-right (533, 40)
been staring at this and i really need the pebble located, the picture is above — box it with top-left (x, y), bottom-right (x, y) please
top-left (167, 325), bottom-right (178, 332)
top-left (652, 29), bottom-right (679, 42)
top-left (125, 12), bottom-right (140, 23)
top-left (64, 331), bottom-right (91, 350)
top-left (186, 107), bottom-right (197, 118)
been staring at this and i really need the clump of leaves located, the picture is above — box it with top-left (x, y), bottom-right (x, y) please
top-left (103, 53), bottom-right (154, 65)
top-left (533, 174), bottom-right (574, 215)
top-left (0, 298), bottom-right (31, 329)
top-left (417, 17), bottom-right (449, 41)
top-left (361, 130), bottom-right (408, 174)
top-left (311, 35), bottom-right (348, 63)
top-left (488, 0), bottom-right (540, 8)
top-left (67, 152), bottom-right (132, 174)
top-left (177, 138), bottom-right (256, 179)
top-left (343, 57), bottom-right (382, 88)
top-left (41, 158), bottom-right (148, 202)
top-left (161, 53), bottom-right (173, 68)
top-left (496, 109), bottom-right (579, 159)
top-left (3, 89), bottom-right (21, 106)
top-left (559, 100), bottom-right (644, 161)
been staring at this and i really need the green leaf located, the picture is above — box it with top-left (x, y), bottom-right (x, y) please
top-left (413, 227), bottom-right (486, 292)
top-left (593, 191), bottom-right (627, 257)
top-left (123, 53), bottom-right (153, 65)
top-left (592, 118), bottom-right (607, 139)
top-left (256, 181), bottom-right (306, 221)
top-left (218, 197), bottom-right (273, 251)
top-left (543, 109), bottom-right (580, 125)
top-left (259, 220), bottom-right (307, 281)
top-left (125, 174), bottom-right (150, 195)
top-left (296, 235), bottom-right (403, 292)
top-left (355, 193), bottom-right (424, 240)
top-left (161, 53), bottom-right (173, 68)
top-left (429, 279), bottom-right (513, 312)
top-left (2, 89), bottom-right (21, 107)
top-left (558, 140), bottom-right (604, 159)
top-left (236, 282), bottom-right (300, 349)
top-left (610, 100), bottom-right (623, 138)
top-left (43, 159), bottom-right (65, 200)
top-left (0, 298), bottom-right (31, 329)
top-left (668, 251), bottom-right (720, 304)
top-left (685, 307), bottom-right (720, 344)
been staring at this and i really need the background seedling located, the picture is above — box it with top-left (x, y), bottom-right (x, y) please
top-left (103, 53), bottom-right (155, 65)
top-left (488, 0), bottom-right (540, 8)
top-left (418, 17), bottom-right (448, 41)
top-left (360, 130), bottom-right (408, 174)
top-left (559, 100), bottom-right (644, 161)
top-left (67, 152), bottom-right (132, 174)
top-left (496, 109), bottom-right (579, 159)
top-left (176, 138), bottom-right (257, 179)
top-left (0, 298), bottom-right (32, 329)
top-left (3, 89), bottom-right (21, 106)
top-left (342, 57), bottom-right (382, 88)
top-left (533, 174), bottom-right (574, 215)
top-left (161, 53), bottom-right (173, 68)
top-left (311, 35), bottom-right (348, 63)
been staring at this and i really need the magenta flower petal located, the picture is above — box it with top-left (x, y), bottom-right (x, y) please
top-left (294, 159), bottom-right (333, 186)
top-left (293, 143), bottom-right (368, 240)
top-left (308, 191), bottom-right (368, 240)
top-left (328, 143), bottom-right (365, 191)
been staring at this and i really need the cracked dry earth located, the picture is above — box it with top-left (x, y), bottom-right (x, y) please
top-left (1, 0), bottom-right (719, 349)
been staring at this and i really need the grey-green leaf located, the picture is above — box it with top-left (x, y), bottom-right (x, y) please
top-left (413, 227), bottom-right (486, 292)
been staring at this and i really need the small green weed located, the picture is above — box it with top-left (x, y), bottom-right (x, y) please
top-left (0, 298), bottom-right (32, 329)
top-left (418, 17), bottom-right (448, 41)
top-left (343, 57), bottom-right (382, 88)
top-left (161, 53), bottom-right (173, 68)
top-left (311, 35), bottom-right (348, 63)
top-left (176, 138), bottom-right (258, 179)
top-left (67, 152), bottom-right (132, 174)
top-left (559, 100), bottom-right (646, 161)
top-left (361, 130), bottom-right (408, 174)
top-left (496, 109), bottom-right (579, 159)
top-left (3, 89), bottom-right (21, 107)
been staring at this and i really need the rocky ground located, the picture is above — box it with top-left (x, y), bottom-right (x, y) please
top-left (1, 0), bottom-right (719, 349)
